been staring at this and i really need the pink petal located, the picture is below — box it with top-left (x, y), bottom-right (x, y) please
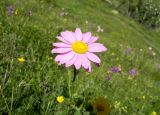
top-left (86, 52), bottom-right (101, 64)
top-left (61, 31), bottom-right (76, 43)
top-left (87, 61), bottom-right (91, 72)
top-left (55, 55), bottom-right (63, 62)
top-left (74, 54), bottom-right (82, 70)
top-left (81, 55), bottom-right (91, 72)
top-left (88, 43), bottom-right (104, 48)
top-left (88, 45), bottom-right (107, 52)
top-left (53, 42), bottom-right (71, 48)
top-left (65, 54), bottom-right (78, 67)
top-left (66, 31), bottom-right (76, 42)
top-left (75, 28), bottom-right (83, 41)
top-left (82, 32), bottom-right (91, 43)
top-left (56, 36), bottom-right (70, 44)
top-left (87, 36), bottom-right (99, 44)
top-left (59, 51), bottom-right (75, 65)
top-left (51, 48), bottom-right (72, 53)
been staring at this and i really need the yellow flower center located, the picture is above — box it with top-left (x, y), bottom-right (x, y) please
top-left (72, 41), bottom-right (88, 54)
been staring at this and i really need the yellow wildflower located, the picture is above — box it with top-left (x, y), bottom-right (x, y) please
top-left (57, 96), bottom-right (64, 103)
top-left (151, 111), bottom-right (157, 115)
top-left (18, 57), bottom-right (25, 63)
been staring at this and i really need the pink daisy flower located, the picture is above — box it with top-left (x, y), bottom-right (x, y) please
top-left (52, 28), bottom-right (107, 72)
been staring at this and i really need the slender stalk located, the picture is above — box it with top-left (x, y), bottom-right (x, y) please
top-left (72, 67), bottom-right (78, 82)
top-left (67, 69), bottom-right (71, 98)
top-left (68, 67), bottom-right (79, 99)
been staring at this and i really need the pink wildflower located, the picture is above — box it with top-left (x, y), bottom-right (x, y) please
top-left (52, 28), bottom-right (107, 72)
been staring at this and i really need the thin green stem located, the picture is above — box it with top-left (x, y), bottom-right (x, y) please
top-left (67, 69), bottom-right (72, 98)
top-left (72, 67), bottom-right (78, 82)
top-left (68, 67), bottom-right (79, 99)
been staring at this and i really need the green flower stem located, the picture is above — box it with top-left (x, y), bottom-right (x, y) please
top-left (73, 67), bottom-right (78, 82)
top-left (68, 67), bottom-right (78, 98)
top-left (68, 69), bottom-right (72, 98)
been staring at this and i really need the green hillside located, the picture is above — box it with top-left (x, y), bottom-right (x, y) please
top-left (0, 0), bottom-right (160, 114)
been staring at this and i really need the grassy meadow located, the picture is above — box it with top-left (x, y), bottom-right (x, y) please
top-left (0, 0), bottom-right (160, 114)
